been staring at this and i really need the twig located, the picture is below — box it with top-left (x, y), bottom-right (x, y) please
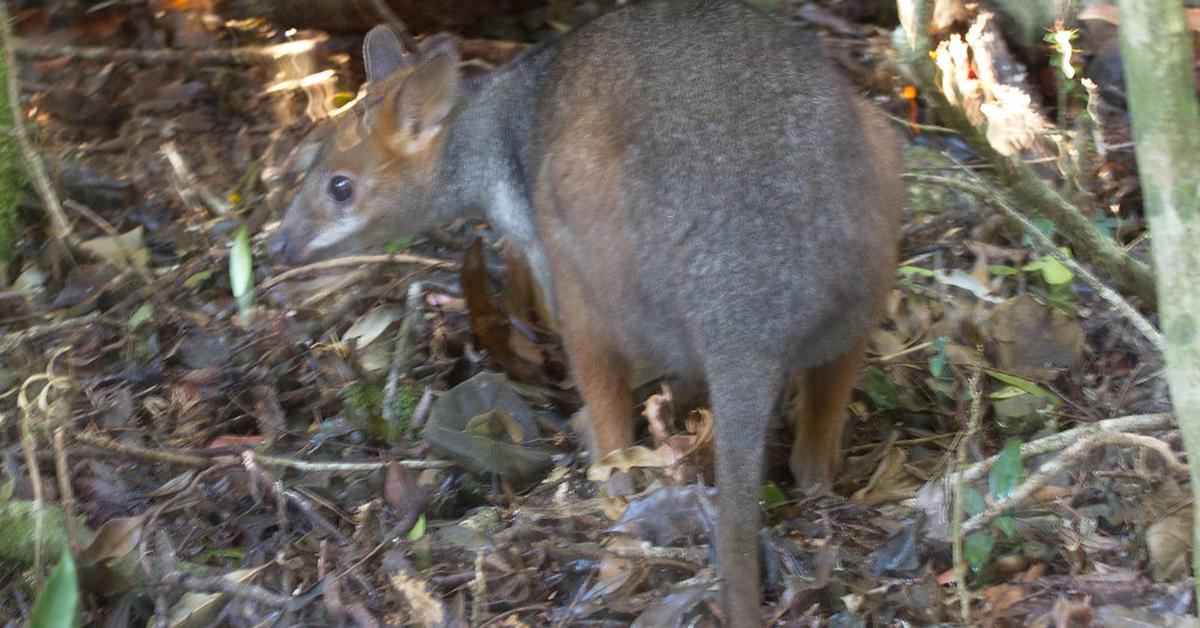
top-left (73, 431), bottom-right (213, 467)
top-left (870, 340), bottom-right (934, 364)
top-left (161, 140), bottom-right (231, 217)
top-left (962, 431), bottom-right (1187, 534)
top-left (16, 347), bottom-right (73, 583)
top-left (0, 5), bottom-right (74, 245)
top-left (940, 413), bottom-right (1174, 489)
top-left (262, 254), bottom-right (458, 291)
top-left (382, 281), bottom-right (422, 426)
top-left (879, 108), bottom-right (960, 135)
top-left (250, 451), bottom-right (450, 472)
top-left (242, 452), bottom-right (351, 546)
top-left (16, 36), bottom-right (526, 69)
top-left (13, 37), bottom-right (327, 64)
top-left (0, 311), bottom-right (109, 353)
top-left (951, 354), bottom-right (982, 621)
top-left (178, 574), bottom-right (295, 608)
top-left (906, 172), bottom-right (1164, 350)
top-left (53, 428), bottom-right (80, 555)
top-left (471, 550), bottom-right (486, 626)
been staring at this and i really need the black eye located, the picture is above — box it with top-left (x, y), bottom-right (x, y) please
top-left (328, 175), bottom-right (354, 203)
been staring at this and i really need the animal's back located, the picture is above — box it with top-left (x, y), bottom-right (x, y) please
top-left (529, 0), bottom-right (901, 374)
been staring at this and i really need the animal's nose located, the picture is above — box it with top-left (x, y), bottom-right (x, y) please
top-left (266, 229), bottom-right (290, 261)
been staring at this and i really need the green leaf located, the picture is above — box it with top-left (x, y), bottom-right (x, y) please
top-left (761, 482), bottom-right (788, 506)
top-left (898, 265), bottom-right (936, 278)
top-left (1023, 256), bottom-right (1074, 286)
top-left (962, 486), bottom-right (987, 516)
top-left (964, 532), bottom-right (995, 572)
top-left (861, 367), bottom-right (901, 410)
top-left (989, 438), bottom-right (1024, 501)
top-left (988, 264), bottom-right (1019, 277)
top-left (985, 371), bottom-right (1061, 405)
top-left (928, 335), bottom-right (949, 379)
top-left (128, 303), bottom-right (153, 329)
top-left (229, 224), bottom-right (255, 321)
top-left (184, 269), bottom-right (215, 289)
top-left (0, 478), bottom-right (14, 500)
top-left (994, 516), bottom-right (1017, 538)
top-left (384, 236), bottom-right (415, 254)
top-left (407, 513), bottom-right (427, 541)
top-left (29, 549), bottom-right (80, 628)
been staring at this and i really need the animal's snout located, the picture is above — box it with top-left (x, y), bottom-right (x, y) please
top-left (266, 227), bottom-right (294, 263)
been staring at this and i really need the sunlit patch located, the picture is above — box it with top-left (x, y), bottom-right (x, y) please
top-left (1051, 25), bottom-right (1077, 80)
top-left (933, 11), bottom-right (1051, 157)
top-left (260, 33), bottom-right (340, 125)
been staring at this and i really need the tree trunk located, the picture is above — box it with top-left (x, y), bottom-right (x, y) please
top-left (1115, 0), bottom-right (1200, 602)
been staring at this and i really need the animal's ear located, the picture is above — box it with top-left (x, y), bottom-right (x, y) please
top-left (417, 32), bottom-right (461, 64)
top-left (364, 25), bottom-right (414, 83)
top-left (392, 53), bottom-right (461, 146)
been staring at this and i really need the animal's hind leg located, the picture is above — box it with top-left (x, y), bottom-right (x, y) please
top-left (789, 339), bottom-right (867, 490)
top-left (556, 280), bottom-right (634, 461)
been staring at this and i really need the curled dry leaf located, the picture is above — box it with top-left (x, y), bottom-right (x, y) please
top-left (81, 514), bottom-right (146, 566)
top-left (158, 565), bottom-right (271, 628)
top-left (587, 445), bottom-right (680, 483)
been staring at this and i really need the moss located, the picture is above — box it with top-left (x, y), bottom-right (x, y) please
top-left (0, 36), bottom-right (22, 265)
top-left (341, 382), bottom-right (419, 443)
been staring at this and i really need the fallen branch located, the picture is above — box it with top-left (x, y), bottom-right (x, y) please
top-left (262, 253), bottom-right (458, 291)
top-left (945, 412), bottom-right (1173, 488)
top-left (250, 450), bottom-right (451, 472)
top-left (962, 431), bottom-right (1187, 534)
top-left (74, 431), bottom-right (213, 468)
top-left (0, 312), bottom-right (111, 354)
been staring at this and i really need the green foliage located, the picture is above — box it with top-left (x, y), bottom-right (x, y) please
top-left (962, 438), bottom-right (1028, 573)
top-left (1022, 255), bottom-right (1073, 286)
top-left (0, 46), bottom-right (22, 267)
top-left (898, 265), bottom-right (936, 278)
top-left (989, 438), bottom-right (1024, 501)
top-left (29, 549), bottom-right (80, 628)
top-left (760, 482), bottom-right (788, 507)
top-left (229, 224), bottom-right (254, 322)
top-left (928, 335), bottom-right (949, 379)
top-left (861, 366), bottom-right (902, 411)
top-left (963, 532), bottom-right (996, 572)
top-left (0, 501), bottom-right (69, 567)
top-left (407, 513), bottom-right (427, 541)
top-left (341, 382), bottom-right (419, 442)
top-left (985, 370), bottom-right (1062, 405)
top-left (384, 236), bottom-right (415, 255)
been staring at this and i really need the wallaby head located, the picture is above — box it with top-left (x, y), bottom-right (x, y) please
top-left (267, 26), bottom-right (464, 265)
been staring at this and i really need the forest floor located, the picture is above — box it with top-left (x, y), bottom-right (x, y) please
top-left (0, 1), bottom-right (1191, 626)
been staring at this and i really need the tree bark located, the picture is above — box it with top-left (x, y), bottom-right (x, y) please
top-left (1115, 0), bottom-right (1200, 602)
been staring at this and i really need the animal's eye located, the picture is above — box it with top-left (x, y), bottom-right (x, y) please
top-left (328, 175), bottom-right (354, 203)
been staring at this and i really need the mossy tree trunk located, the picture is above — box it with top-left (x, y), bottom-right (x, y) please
top-left (1115, 0), bottom-right (1200, 601)
top-left (0, 20), bottom-right (21, 276)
